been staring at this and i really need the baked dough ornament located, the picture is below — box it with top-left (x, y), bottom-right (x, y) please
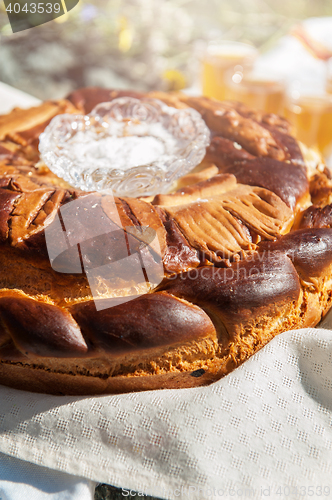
top-left (0, 87), bottom-right (332, 395)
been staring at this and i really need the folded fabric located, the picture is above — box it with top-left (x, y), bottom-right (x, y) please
top-left (0, 451), bottom-right (95, 500)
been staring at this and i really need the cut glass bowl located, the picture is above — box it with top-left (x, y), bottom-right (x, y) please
top-left (39, 97), bottom-right (211, 197)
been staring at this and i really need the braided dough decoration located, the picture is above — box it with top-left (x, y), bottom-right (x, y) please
top-left (0, 87), bottom-right (332, 395)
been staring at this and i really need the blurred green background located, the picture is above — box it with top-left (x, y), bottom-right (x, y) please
top-left (1, 0), bottom-right (332, 99)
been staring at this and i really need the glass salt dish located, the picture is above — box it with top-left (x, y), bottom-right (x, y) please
top-left (39, 97), bottom-right (211, 197)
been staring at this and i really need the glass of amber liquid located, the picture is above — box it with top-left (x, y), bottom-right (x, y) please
top-left (223, 68), bottom-right (285, 115)
top-left (327, 58), bottom-right (332, 95)
top-left (202, 41), bottom-right (257, 101)
top-left (285, 86), bottom-right (332, 160)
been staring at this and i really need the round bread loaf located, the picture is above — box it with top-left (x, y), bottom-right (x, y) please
top-left (0, 87), bottom-right (332, 395)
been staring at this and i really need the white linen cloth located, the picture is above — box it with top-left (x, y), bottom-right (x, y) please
top-left (0, 324), bottom-right (332, 500)
top-left (0, 452), bottom-right (95, 500)
top-left (1, 23), bottom-right (332, 498)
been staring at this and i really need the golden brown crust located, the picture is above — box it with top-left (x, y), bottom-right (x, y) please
top-left (205, 136), bottom-right (255, 168)
top-left (222, 158), bottom-right (309, 210)
top-left (152, 173), bottom-right (237, 207)
top-left (0, 87), bottom-right (331, 395)
top-left (309, 167), bottom-right (332, 206)
top-left (158, 251), bottom-right (303, 339)
top-left (0, 291), bottom-right (87, 357)
top-left (162, 183), bottom-right (292, 263)
top-left (175, 95), bottom-right (286, 160)
top-left (66, 87), bottom-right (145, 114)
top-left (0, 100), bottom-right (78, 162)
top-left (0, 362), bottom-right (225, 395)
top-left (0, 290), bottom-right (216, 358)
